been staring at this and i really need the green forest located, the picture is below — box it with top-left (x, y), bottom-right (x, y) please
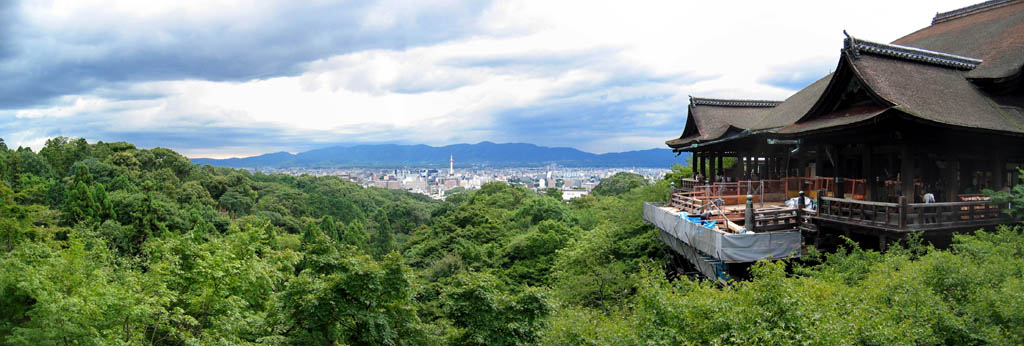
top-left (1, 137), bottom-right (1022, 345)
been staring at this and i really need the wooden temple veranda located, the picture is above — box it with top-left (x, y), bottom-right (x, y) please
top-left (645, 0), bottom-right (1024, 282)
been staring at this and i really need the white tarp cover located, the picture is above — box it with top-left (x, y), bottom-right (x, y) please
top-left (643, 202), bottom-right (801, 263)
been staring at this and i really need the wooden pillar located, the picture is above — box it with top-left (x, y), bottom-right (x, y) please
top-left (961, 158), bottom-right (974, 194)
top-left (705, 153), bottom-right (712, 179)
top-left (691, 151), bottom-right (698, 173)
top-left (994, 151), bottom-right (1005, 189)
top-left (797, 154), bottom-right (807, 177)
top-left (944, 158), bottom-right (959, 202)
top-left (796, 191), bottom-right (805, 227)
top-left (863, 146), bottom-right (873, 201)
top-left (815, 145), bottom-right (825, 177)
top-left (743, 156), bottom-right (750, 180)
top-left (776, 156), bottom-right (782, 179)
top-left (698, 153), bottom-right (706, 179)
top-left (752, 156), bottom-right (758, 178)
top-left (711, 153), bottom-right (718, 179)
top-left (897, 195), bottom-right (908, 230)
top-left (716, 155), bottom-right (724, 180)
top-left (777, 156), bottom-right (784, 178)
top-left (745, 195), bottom-right (755, 232)
top-left (835, 145), bottom-right (844, 179)
top-left (901, 145), bottom-right (914, 201)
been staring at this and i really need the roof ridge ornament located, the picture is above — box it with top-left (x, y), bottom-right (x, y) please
top-left (843, 30), bottom-right (860, 59)
top-left (932, 0), bottom-right (1015, 24)
top-left (690, 97), bottom-right (782, 108)
top-left (842, 34), bottom-right (982, 70)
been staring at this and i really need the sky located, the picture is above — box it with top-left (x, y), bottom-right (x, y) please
top-left (0, 0), bottom-right (981, 158)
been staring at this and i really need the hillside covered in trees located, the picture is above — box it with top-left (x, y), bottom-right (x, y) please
top-left (1, 137), bottom-right (1023, 345)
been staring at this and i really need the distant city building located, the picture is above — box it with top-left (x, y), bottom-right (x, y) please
top-left (562, 190), bottom-right (589, 201)
top-left (261, 165), bottom-right (668, 200)
top-left (443, 177), bottom-right (459, 189)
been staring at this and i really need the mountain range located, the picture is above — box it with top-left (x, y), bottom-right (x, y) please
top-left (190, 142), bottom-right (690, 168)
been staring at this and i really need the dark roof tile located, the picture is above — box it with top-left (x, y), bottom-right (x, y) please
top-left (894, 0), bottom-right (1024, 79)
top-left (666, 98), bottom-right (780, 148)
top-left (845, 36), bottom-right (982, 70)
top-left (852, 53), bottom-right (1024, 133)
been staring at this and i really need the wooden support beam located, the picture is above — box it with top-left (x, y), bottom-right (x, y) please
top-left (898, 196), bottom-right (908, 229)
top-left (717, 155), bottom-right (724, 180)
top-left (745, 195), bottom-right (755, 232)
top-left (835, 144), bottom-right (845, 179)
top-left (994, 151), bottom-right (1005, 189)
top-left (863, 146), bottom-right (874, 200)
top-left (961, 158), bottom-right (974, 194)
top-left (796, 154), bottom-right (807, 177)
top-left (691, 151), bottom-right (698, 175)
top-left (697, 153), bottom-right (705, 178)
top-left (815, 145), bottom-right (825, 177)
top-left (901, 145), bottom-right (914, 201)
top-left (796, 191), bottom-right (805, 227)
top-left (712, 153), bottom-right (720, 179)
top-left (945, 158), bottom-right (958, 202)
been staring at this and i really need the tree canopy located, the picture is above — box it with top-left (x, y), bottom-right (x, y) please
top-left (590, 172), bottom-right (648, 197)
top-left (1, 137), bottom-right (1022, 345)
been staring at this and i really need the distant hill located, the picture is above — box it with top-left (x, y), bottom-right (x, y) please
top-left (190, 142), bottom-right (690, 168)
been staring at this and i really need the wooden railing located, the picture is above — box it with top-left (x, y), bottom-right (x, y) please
top-left (754, 208), bottom-right (802, 232)
top-left (669, 191), bottom-right (815, 233)
top-left (680, 176), bottom-right (868, 205)
top-left (669, 193), bottom-right (745, 226)
top-left (680, 178), bottom-right (698, 193)
top-left (817, 196), bottom-right (1008, 231)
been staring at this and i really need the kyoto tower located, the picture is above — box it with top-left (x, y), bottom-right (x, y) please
top-left (449, 155), bottom-right (454, 176)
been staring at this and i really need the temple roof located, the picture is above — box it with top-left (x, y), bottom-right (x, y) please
top-left (689, 98), bottom-right (782, 108)
top-left (667, 0), bottom-right (1024, 151)
top-left (894, 0), bottom-right (1024, 79)
top-left (851, 51), bottom-right (1024, 133)
top-left (666, 97), bottom-right (780, 148)
top-left (845, 36), bottom-right (982, 70)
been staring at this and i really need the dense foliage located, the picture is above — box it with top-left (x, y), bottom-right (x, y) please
top-left (590, 172), bottom-right (649, 197)
top-left (1, 139), bottom-right (1023, 345)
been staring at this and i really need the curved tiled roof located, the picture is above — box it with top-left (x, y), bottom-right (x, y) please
top-left (749, 74), bottom-right (834, 131)
top-left (894, 0), bottom-right (1024, 79)
top-left (851, 53), bottom-right (1024, 133)
top-left (666, 1), bottom-right (1024, 150)
top-left (933, 0), bottom-right (1016, 24)
top-left (846, 37), bottom-right (982, 70)
top-left (690, 97), bottom-right (782, 108)
top-left (666, 98), bottom-right (781, 148)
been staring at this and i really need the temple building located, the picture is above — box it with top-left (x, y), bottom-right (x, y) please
top-left (646, 0), bottom-right (1024, 283)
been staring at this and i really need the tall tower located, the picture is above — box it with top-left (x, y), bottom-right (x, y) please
top-left (449, 155), bottom-right (454, 176)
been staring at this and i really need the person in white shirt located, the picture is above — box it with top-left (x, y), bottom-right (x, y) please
top-left (923, 190), bottom-right (937, 223)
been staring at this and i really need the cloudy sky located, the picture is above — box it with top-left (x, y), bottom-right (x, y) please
top-left (0, 0), bottom-right (978, 158)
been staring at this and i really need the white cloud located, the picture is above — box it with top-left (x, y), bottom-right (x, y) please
top-left (1, 0), bottom-right (983, 157)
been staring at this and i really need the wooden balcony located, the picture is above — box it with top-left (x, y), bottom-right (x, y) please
top-left (668, 192), bottom-right (814, 233)
top-left (674, 176), bottom-right (1013, 234)
top-left (678, 177), bottom-right (868, 205)
top-left (816, 196), bottom-right (1009, 233)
